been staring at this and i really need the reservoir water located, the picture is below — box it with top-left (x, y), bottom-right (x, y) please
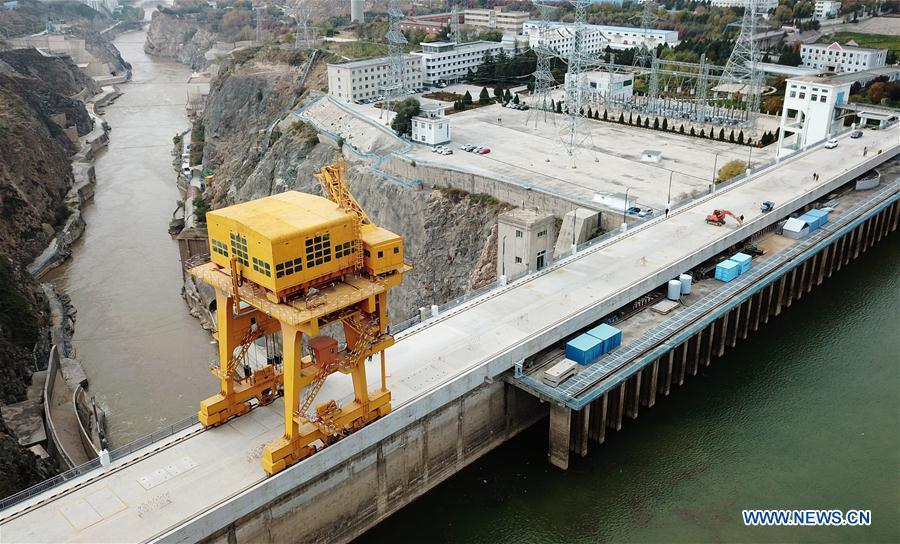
top-left (359, 239), bottom-right (899, 543)
top-left (47, 28), bottom-right (214, 446)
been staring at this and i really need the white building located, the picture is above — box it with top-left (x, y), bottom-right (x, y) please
top-left (463, 7), bottom-right (530, 36)
top-left (523, 21), bottom-right (678, 56)
top-left (411, 104), bottom-right (450, 145)
top-left (800, 42), bottom-right (888, 74)
top-left (326, 56), bottom-right (424, 103)
top-left (565, 70), bottom-right (634, 102)
top-left (411, 41), bottom-right (505, 85)
top-left (708, 0), bottom-right (778, 11)
top-left (497, 208), bottom-right (556, 279)
top-left (814, 0), bottom-right (841, 19)
top-left (777, 74), bottom-right (851, 157)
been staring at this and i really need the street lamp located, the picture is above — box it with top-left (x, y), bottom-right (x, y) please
top-left (501, 235), bottom-right (507, 280)
top-left (571, 208), bottom-right (579, 254)
top-left (747, 145), bottom-right (753, 172)
top-left (666, 171), bottom-right (673, 217)
top-left (622, 187), bottom-right (632, 227)
top-left (711, 152), bottom-right (721, 192)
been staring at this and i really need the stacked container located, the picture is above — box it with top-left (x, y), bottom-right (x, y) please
top-left (806, 209), bottom-right (829, 229)
top-left (586, 323), bottom-right (622, 354)
top-left (667, 280), bottom-right (682, 300)
top-left (679, 273), bottom-right (693, 294)
top-left (715, 259), bottom-right (741, 282)
top-left (731, 252), bottom-right (752, 274)
top-left (566, 334), bottom-right (605, 365)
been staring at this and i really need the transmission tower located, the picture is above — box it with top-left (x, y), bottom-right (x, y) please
top-left (449, 5), bottom-right (461, 43)
top-left (632, 0), bottom-right (657, 70)
top-left (721, 0), bottom-right (762, 134)
top-left (527, 0), bottom-right (558, 126)
top-left (560, 0), bottom-right (601, 157)
top-left (695, 53), bottom-right (709, 123)
top-left (291, 0), bottom-right (312, 50)
top-left (381, 0), bottom-right (408, 124)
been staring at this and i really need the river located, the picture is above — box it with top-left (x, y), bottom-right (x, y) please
top-left (359, 239), bottom-right (899, 543)
top-left (47, 28), bottom-right (215, 447)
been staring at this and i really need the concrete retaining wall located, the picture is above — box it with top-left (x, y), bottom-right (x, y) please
top-left (197, 382), bottom-right (545, 544)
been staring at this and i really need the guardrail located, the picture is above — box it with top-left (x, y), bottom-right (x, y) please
top-left (0, 413), bottom-right (199, 513)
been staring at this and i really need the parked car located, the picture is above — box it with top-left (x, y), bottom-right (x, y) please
top-left (472, 146), bottom-right (483, 153)
top-left (477, 148), bottom-right (491, 154)
top-left (638, 208), bottom-right (653, 218)
top-left (850, 130), bottom-right (863, 139)
top-left (824, 138), bottom-right (838, 149)
top-left (626, 206), bottom-right (641, 216)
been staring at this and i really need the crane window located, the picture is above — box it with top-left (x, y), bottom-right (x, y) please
top-left (335, 241), bottom-right (355, 258)
top-left (229, 233), bottom-right (249, 266)
top-left (306, 234), bottom-right (332, 269)
top-left (211, 239), bottom-right (229, 257)
top-left (276, 257), bottom-right (302, 278)
top-left (251, 257), bottom-right (272, 277)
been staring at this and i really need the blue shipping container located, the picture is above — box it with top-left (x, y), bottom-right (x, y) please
top-left (807, 209), bottom-right (829, 229)
top-left (731, 252), bottom-right (752, 274)
top-left (586, 323), bottom-right (622, 354)
top-left (798, 213), bottom-right (819, 232)
top-left (715, 259), bottom-right (741, 282)
top-left (566, 334), bottom-right (605, 365)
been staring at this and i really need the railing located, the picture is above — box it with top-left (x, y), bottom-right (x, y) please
top-left (0, 414), bottom-right (200, 513)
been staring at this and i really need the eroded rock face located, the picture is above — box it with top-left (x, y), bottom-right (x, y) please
top-left (144, 11), bottom-right (216, 69)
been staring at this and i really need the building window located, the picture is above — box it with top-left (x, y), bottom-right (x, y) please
top-left (515, 230), bottom-right (523, 238)
top-left (275, 257), bottom-right (302, 278)
top-left (251, 257), bottom-right (272, 277)
top-left (820, 95), bottom-right (826, 102)
top-left (515, 256), bottom-right (522, 263)
top-left (229, 233), bottom-right (249, 266)
top-left (335, 241), bottom-right (356, 258)
top-left (305, 233), bottom-right (332, 268)
top-left (211, 239), bottom-right (229, 257)
top-left (537, 230), bottom-right (547, 237)
top-left (799, 92), bottom-right (805, 99)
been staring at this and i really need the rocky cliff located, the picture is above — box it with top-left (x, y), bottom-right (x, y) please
top-left (144, 10), bottom-right (217, 69)
top-left (0, 48), bottom-right (94, 499)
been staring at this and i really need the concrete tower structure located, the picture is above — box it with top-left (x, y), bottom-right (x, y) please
top-left (350, 0), bottom-right (364, 23)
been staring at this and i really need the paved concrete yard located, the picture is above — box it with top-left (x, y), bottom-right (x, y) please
top-left (403, 102), bottom-right (777, 210)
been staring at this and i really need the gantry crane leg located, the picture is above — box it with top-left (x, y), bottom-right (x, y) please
top-left (198, 291), bottom-right (283, 427)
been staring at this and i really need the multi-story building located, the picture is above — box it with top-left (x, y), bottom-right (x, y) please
top-left (777, 74), bottom-right (851, 157)
top-left (411, 105), bottom-right (450, 145)
top-left (327, 56), bottom-right (424, 103)
top-left (496, 208), bottom-right (556, 278)
top-left (463, 7), bottom-right (529, 36)
top-left (398, 12), bottom-right (458, 35)
top-left (411, 40), bottom-right (506, 84)
top-left (814, 0), bottom-right (841, 19)
top-left (523, 21), bottom-right (678, 55)
top-left (708, 0), bottom-right (778, 10)
top-left (800, 42), bottom-right (887, 73)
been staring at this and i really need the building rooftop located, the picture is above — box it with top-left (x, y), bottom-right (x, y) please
top-left (328, 55), bottom-right (417, 69)
top-left (525, 20), bottom-right (679, 36)
top-left (789, 66), bottom-right (900, 86)
top-left (803, 41), bottom-right (888, 54)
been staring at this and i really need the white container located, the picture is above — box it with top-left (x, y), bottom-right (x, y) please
top-left (679, 273), bottom-right (692, 295)
top-left (667, 280), bottom-right (682, 301)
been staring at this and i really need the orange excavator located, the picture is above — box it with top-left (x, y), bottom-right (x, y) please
top-left (706, 209), bottom-right (743, 226)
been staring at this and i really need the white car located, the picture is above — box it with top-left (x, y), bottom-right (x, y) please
top-left (824, 138), bottom-right (838, 149)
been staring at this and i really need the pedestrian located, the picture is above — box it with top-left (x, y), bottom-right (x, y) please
top-left (665, 207), bottom-right (670, 218)
top-left (498, 117), bottom-right (502, 124)
top-left (863, 146), bottom-right (868, 157)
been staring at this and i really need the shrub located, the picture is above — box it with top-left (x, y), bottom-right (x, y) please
top-left (717, 160), bottom-right (747, 183)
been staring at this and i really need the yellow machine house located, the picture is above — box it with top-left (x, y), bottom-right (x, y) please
top-left (206, 191), bottom-right (404, 302)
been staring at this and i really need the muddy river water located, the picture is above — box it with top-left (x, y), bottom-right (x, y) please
top-left (47, 29), bottom-right (215, 447)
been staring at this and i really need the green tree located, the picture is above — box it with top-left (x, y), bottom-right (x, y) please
top-left (504, 89), bottom-right (512, 102)
top-left (653, 117), bottom-right (660, 130)
top-left (618, 112), bottom-right (625, 123)
top-left (729, 129), bottom-right (735, 143)
top-left (463, 91), bottom-right (473, 105)
top-left (494, 86), bottom-right (504, 100)
top-left (662, 118), bottom-right (668, 131)
top-left (479, 87), bottom-right (491, 105)
top-left (556, 102), bottom-right (563, 114)
top-left (390, 98), bottom-right (420, 136)
top-left (586, 107), bottom-right (593, 118)
top-left (738, 130), bottom-right (745, 144)
top-left (513, 94), bottom-right (520, 104)
top-left (689, 126), bottom-right (695, 136)
top-left (699, 129), bottom-right (705, 138)
top-left (679, 124), bottom-right (685, 134)
top-left (635, 114), bottom-right (642, 126)
top-left (644, 118), bottom-right (650, 128)
top-left (603, 110), bottom-right (608, 121)
top-left (718, 128), bottom-right (725, 141)
top-left (193, 196), bottom-right (208, 225)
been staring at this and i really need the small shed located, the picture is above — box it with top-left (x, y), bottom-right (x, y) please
top-left (640, 150), bottom-right (662, 163)
top-left (782, 217), bottom-right (811, 240)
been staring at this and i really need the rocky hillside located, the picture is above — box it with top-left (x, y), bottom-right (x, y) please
top-left (144, 10), bottom-right (217, 69)
top-left (0, 49), bottom-right (93, 499)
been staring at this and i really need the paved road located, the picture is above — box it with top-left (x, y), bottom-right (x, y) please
top-left (2, 124), bottom-right (897, 542)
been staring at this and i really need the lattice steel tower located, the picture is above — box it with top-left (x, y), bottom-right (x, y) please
top-left (381, 0), bottom-right (408, 124)
top-left (721, 0), bottom-right (762, 134)
top-left (632, 0), bottom-right (657, 70)
top-left (527, 0), bottom-right (558, 126)
top-left (560, 0), bottom-right (600, 157)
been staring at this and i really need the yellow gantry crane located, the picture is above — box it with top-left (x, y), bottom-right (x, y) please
top-left (188, 157), bottom-right (409, 475)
